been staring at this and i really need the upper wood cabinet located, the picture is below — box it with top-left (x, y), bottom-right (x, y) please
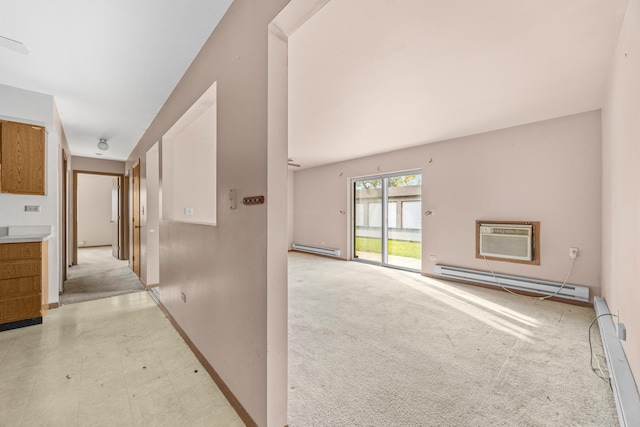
top-left (0, 120), bottom-right (46, 195)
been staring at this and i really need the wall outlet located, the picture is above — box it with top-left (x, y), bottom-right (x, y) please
top-left (429, 254), bottom-right (438, 261)
top-left (569, 247), bottom-right (579, 258)
top-left (24, 205), bottom-right (41, 212)
top-left (184, 207), bottom-right (194, 216)
top-left (181, 292), bottom-right (186, 303)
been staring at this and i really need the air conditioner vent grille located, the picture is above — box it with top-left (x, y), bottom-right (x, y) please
top-left (482, 235), bottom-right (529, 258)
top-left (492, 228), bottom-right (529, 236)
top-left (479, 223), bottom-right (533, 261)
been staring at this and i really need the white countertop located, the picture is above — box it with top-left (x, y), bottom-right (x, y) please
top-left (0, 226), bottom-right (52, 243)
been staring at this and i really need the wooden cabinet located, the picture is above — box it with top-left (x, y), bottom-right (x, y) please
top-left (0, 120), bottom-right (46, 195)
top-left (0, 242), bottom-right (48, 330)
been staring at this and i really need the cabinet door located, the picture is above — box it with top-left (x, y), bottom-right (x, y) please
top-left (0, 295), bottom-right (41, 323)
top-left (0, 121), bottom-right (45, 195)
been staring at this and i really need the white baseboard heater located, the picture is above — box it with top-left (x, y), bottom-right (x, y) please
top-left (291, 243), bottom-right (341, 258)
top-left (594, 297), bottom-right (640, 427)
top-left (434, 264), bottom-right (589, 302)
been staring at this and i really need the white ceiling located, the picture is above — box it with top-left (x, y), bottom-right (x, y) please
top-left (288, 0), bottom-right (629, 169)
top-left (0, 1), bottom-right (629, 167)
top-left (0, 0), bottom-right (233, 161)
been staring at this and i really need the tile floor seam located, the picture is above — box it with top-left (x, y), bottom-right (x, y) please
top-left (75, 335), bottom-right (86, 427)
top-left (159, 351), bottom-right (196, 426)
top-left (117, 323), bottom-right (138, 426)
top-left (18, 337), bottom-right (48, 427)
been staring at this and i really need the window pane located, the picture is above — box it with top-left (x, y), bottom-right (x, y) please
top-left (402, 201), bottom-right (421, 229)
top-left (388, 202), bottom-right (397, 228)
top-left (368, 202), bottom-right (382, 227)
top-left (355, 203), bottom-right (365, 227)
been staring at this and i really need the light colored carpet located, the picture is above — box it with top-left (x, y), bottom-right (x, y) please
top-left (61, 246), bottom-right (144, 305)
top-left (288, 252), bottom-right (618, 426)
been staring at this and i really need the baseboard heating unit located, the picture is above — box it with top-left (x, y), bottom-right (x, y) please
top-left (434, 264), bottom-right (589, 302)
top-left (291, 243), bottom-right (340, 258)
top-left (594, 297), bottom-right (640, 427)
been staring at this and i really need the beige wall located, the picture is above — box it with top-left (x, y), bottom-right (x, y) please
top-left (53, 104), bottom-right (72, 290)
top-left (125, 1), bottom-right (289, 425)
top-left (294, 110), bottom-right (603, 295)
top-left (602, 0), bottom-right (640, 384)
top-left (162, 96), bottom-right (217, 225)
top-left (76, 174), bottom-right (113, 247)
top-left (72, 156), bottom-right (125, 175)
top-left (144, 142), bottom-right (160, 286)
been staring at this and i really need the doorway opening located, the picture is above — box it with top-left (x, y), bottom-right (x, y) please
top-left (352, 171), bottom-right (422, 271)
top-left (72, 171), bottom-right (126, 264)
top-left (63, 171), bottom-right (141, 304)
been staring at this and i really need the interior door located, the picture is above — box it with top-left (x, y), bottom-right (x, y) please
top-left (132, 161), bottom-right (141, 277)
top-left (111, 177), bottom-right (120, 258)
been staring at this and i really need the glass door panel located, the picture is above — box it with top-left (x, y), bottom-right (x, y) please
top-left (353, 172), bottom-right (422, 272)
top-left (354, 178), bottom-right (383, 263)
top-left (386, 174), bottom-right (422, 270)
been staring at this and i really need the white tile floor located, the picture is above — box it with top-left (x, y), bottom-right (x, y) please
top-left (0, 291), bottom-right (244, 427)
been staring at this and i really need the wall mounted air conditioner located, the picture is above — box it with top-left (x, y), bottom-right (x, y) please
top-left (478, 223), bottom-right (533, 261)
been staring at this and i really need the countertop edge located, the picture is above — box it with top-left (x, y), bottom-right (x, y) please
top-left (0, 235), bottom-right (51, 243)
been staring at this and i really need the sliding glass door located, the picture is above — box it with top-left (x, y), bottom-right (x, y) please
top-left (354, 178), bottom-right (383, 263)
top-left (353, 171), bottom-right (422, 271)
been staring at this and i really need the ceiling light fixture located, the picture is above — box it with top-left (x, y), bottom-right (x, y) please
top-left (97, 138), bottom-right (109, 151)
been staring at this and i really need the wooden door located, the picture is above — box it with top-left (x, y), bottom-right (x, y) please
top-left (111, 177), bottom-right (120, 259)
top-left (132, 161), bottom-right (141, 277)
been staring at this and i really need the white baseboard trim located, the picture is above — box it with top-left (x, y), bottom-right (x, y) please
top-left (594, 297), bottom-right (640, 427)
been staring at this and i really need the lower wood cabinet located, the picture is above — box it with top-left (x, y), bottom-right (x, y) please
top-left (0, 241), bottom-right (48, 330)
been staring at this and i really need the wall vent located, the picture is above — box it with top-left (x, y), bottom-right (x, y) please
top-left (291, 243), bottom-right (340, 258)
top-left (479, 223), bottom-right (533, 261)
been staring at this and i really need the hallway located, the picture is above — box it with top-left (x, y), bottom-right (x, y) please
top-left (61, 247), bottom-right (144, 305)
top-left (0, 292), bottom-right (243, 426)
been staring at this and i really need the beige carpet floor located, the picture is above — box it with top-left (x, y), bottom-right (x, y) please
top-left (288, 252), bottom-right (618, 426)
top-left (61, 247), bottom-right (144, 305)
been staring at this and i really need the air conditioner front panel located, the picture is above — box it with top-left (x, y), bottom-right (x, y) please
top-left (479, 224), bottom-right (533, 261)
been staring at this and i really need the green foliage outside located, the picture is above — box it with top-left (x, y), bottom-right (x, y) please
top-left (355, 174), bottom-right (422, 190)
top-left (355, 237), bottom-right (421, 259)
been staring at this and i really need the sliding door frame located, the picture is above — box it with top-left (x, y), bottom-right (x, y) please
top-left (350, 169), bottom-right (422, 272)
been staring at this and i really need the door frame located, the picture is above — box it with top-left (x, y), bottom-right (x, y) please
top-left (61, 151), bottom-right (68, 285)
top-left (132, 160), bottom-right (141, 278)
top-left (350, 169), bottom-right (422, 272)
top-left (72, 170), bottom-right (127, 266)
